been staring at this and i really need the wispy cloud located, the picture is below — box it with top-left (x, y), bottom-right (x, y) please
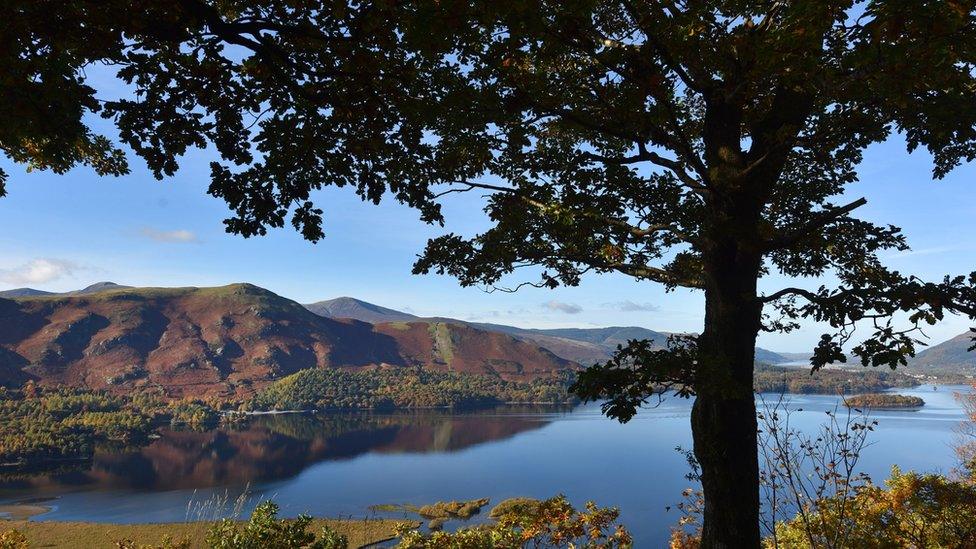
top-left (605, 300), bottom-right (659, 312)
top-left (0, 258), bottom-right (79, 285)
top-left (542, 300), bottom-right (583, 314)
top-left (140, 227), bottom-right (199, 243)
top-left (888, 245), bottom-right (961, 259)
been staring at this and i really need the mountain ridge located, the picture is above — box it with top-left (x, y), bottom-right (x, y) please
top-left (0, 282), bottom-right (132, 299)
top-left (0, 284), bottom-right (575, 397)
top-left (910, 330), bottom-right (976, 373)
top-left (303, 296), bottom-right (792, 365)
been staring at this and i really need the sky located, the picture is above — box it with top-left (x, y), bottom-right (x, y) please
top-left (1, 81), bottom-right (973, 354)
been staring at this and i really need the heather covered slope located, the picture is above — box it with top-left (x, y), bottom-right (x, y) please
top-left (0, 284), bottom-right (576, 398)
top-left (374, 321), bottom-right (576, 378)
top-left (304, 297), bottom-right (791, 366)
top-left (910, 331), bottom-right (976, 373)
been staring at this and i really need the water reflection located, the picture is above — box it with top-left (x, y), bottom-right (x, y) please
top-left (0, 407), bottom-right (565, 493)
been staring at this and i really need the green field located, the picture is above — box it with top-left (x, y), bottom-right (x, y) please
top-left (2, 518), bottom-right (415, 548)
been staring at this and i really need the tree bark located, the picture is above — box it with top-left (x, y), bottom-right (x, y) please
top-left (693, 234), bottom-right (764, 548)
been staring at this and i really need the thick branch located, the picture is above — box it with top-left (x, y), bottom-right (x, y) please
top-left (435, 181), bottom-right (698, 245)
top-left (610, 261), bottom-right (704, 289)
top-left (581, 148), bottom-right (708, 194)
top-left (763, 197), bottom-right (867, 251)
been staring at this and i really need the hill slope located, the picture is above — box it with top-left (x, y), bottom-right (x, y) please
top-left (910, 331), bottom-right (976, 373)
top-left (305, 297), bottom-right (417, 324)
top-left (304, 298), bottom-right (790, 365)
top-left (0, 285), bottom-right (574, 398)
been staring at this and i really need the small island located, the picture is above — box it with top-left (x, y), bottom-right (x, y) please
top-left (844, 393), bottom-right (925, 409)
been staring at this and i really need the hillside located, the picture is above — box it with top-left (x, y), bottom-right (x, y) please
top-left (0, 284), bottom-right (575, 398)
top-left (305, 296), bottom-right (418, 324)
top-left (304, 298), bottom-right (791, 365)
top-left (910, 331), bottom-right (976, 373)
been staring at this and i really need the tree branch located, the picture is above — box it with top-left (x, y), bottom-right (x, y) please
top-left (434, 181), bottom-right (699, 245)
top-left (581, 148), bottom-right (708, 194)
top-left (763, 197), bottom-right (868, 251)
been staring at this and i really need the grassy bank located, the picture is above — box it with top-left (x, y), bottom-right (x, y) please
top-left (2, 517), bottom-right (415, 548)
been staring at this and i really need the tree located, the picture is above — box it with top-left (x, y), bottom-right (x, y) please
top-left (4, 1), bottom-right (976, 546)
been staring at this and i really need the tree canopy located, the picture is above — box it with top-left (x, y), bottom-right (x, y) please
top-left (5, 1), bottom-right (976, 546)
top-left (4, 1), bottom-right (975, 369)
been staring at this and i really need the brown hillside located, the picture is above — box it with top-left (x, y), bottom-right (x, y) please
top-left (0, 284), bottom-right (575, 398)
top-left (374, 321), bottom-right (578, 379)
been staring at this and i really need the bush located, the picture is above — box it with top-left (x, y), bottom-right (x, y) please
top-left (115, 535), bottom-right (191, 549)
top-left (206, 501), bottom-right (347, 549)
top-left (395, 495), bottom-right (631, 548)
top-left (771, 468), bottom-right (976, 548)
top-left (488, 497), bottom-right (542, 519)
top-left (0, 529), bottom-right (28, 549)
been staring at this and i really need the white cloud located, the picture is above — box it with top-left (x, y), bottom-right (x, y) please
top-left (0, 258), bottom-right (79, 285)
top-left (140, 227), bottom-right (199, 243)
top-left (888, 245), bottom-right (961, 259)
top-left (606, 300), bottom-right (660, 312)
top-left (542, 300), bottom-right (583, 314)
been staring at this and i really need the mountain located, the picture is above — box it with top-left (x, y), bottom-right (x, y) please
top-left (0, 281), bottom-right (132, 299)
top-left (0, 284), bottom-right (575, 397)
top-left (910, 331), bottom-right (976, 373)
top-left (0, 288), bottom-right (56, 298)
top-left (304, 298), bottom-right (791, 365)
top-left (72, 282), bottom-right (133, 295)
top-left (304, 297), bottom-right (417, 324)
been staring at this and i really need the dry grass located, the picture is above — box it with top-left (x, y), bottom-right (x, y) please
top-left (2, 517), bottom-right (415, 548)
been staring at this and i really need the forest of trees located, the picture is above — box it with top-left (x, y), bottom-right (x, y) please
top-left (247, 368), bottom-right (578, 411)
top-left (0, 385), bottom-right (219, 469)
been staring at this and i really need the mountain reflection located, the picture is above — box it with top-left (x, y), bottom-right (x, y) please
top-left (0, 408), bottom-right (564, 492)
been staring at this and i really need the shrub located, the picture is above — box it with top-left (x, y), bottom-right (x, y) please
top-left (0, 529), bottom-right (28, 549)
top-left (205, 501), bottom-right (347, 549)
top-left (488, 497), bottom-right (542, 519)
top-left (395, 495), bottom-right (631, 548)
top-left (771, 468), bottom-right (976, 548)
top-left (115, 535), bottom-right (192, 549)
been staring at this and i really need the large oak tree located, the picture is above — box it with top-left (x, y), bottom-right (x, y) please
top-left (5, 1), bottom-right (976, 546)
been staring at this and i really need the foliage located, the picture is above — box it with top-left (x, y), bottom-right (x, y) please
top-left (842, 394), bottom-right (924, 409)
top-left (489, 497), bottom-right (543, 520)
top-left (0, 529), bottom-right (27, 549)
top-left (115, 535), bottom-right (192, 549)
top-left (7, 2), bottom-right (976, 543)
top-left (249, 368), bottom-right (576, 411)
top-left (205, 501), bottom-right (347, 549)
top-left (757, 398), bottom-right (876, 547)
top-left (753, 365), bottom-right (918, 396)
top-left (395, 495), bottom-right (632, 548)
top-left (417, 498), bottom-right (490, 520)
top-left (675, 399), bottom-right (976, 548)
top-left (0, 386), bottom-right (219, 468)
top-left (770, 468), bottom-right (976, 548)
top-left (168, 399), bottom-right (221, 428)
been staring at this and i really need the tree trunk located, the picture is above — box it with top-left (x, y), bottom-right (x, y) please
top-left (693, 239), bottom-right (763, 548)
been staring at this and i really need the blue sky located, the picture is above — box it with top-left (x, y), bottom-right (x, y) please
top-left (0, 89), bottom-right (973, 354)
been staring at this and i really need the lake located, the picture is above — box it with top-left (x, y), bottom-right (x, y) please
top-left (1, 384), bottom-right (972, 546)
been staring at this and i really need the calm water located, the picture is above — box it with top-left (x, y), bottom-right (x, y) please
top-left (1, 385), bottom-right (971, 546)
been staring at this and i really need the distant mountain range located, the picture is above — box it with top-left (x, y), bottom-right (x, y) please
top-left (0, 284), bottom-right (574, 398)
top-left (303, 297), bottom-right (791, 366)
top-left (2, 283), bottom-right (970, 399)
top-left (0, 282), bottom-right (132, 298)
